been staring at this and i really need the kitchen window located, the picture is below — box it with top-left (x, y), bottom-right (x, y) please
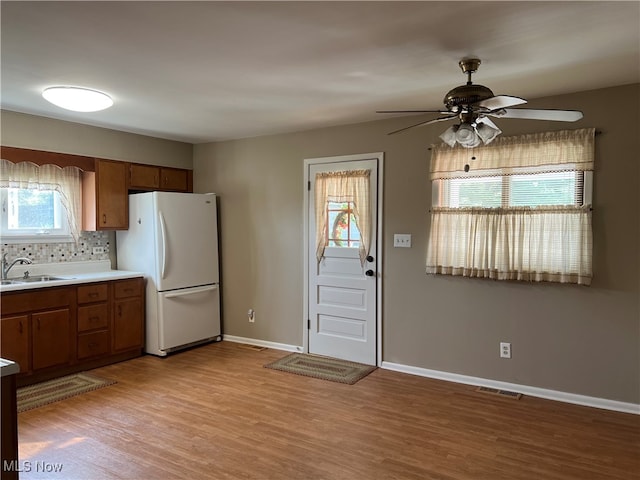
top-left (426, 128), bottom-right (595, 285)
top-left (0, 159), bottom-right (82, 243)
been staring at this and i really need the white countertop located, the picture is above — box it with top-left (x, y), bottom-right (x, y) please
top-left (0, 259), bottom-right (144, 293)
top-left (0, 358), bottom-right (20, 376)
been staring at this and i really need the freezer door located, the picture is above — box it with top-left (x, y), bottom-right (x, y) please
top-left (154, 192), bottom-right (219, 291)
top-left (157, 284), bottom-right (221, 351)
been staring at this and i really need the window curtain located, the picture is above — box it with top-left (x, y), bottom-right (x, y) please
top-left (0, 159), bottom-right (83, 241)
top-left (426, 128), bottom-right (595, 285)
top-left (315, 169), bottom-right (371, 265)
top-left (430, 128), bottom-right (595, 180)
top-left (426, 206), bottom-right (592, 285)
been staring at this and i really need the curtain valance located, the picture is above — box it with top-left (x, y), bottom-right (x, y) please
top-left (430, 128), bottom-right (595, 180)
top-left (0, 159), bottom-right (83, 241)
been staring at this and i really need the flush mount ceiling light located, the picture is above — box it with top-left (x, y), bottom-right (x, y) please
top-left (42, 86), bottom-right (113, 112)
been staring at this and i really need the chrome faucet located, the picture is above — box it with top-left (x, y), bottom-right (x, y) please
top-left (1, 253), bottom-right (33, 280)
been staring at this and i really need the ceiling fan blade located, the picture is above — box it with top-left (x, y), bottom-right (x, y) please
top-left (491, 108), bottom-right (584, 122)
top-left (387, 115), bottom-right (457, 135)
top-left (475, 95), bottom-right (527, 110)
top-left (377, 109), bottom-right (446, 114)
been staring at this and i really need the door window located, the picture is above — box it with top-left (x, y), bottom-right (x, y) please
top-left (326, 202), bottom-right (361, 248)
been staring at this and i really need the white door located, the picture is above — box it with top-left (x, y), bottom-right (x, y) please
top-left (308, 157), bottom-right (379, 365)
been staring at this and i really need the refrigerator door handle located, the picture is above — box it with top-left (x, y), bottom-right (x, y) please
top-left (164, 285), bottom-right (218, 299)
top-left (159, 211), bottom-right (168, 279)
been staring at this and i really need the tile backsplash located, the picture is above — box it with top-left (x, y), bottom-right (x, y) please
top-left (1, 231), bottom-right (111, 263)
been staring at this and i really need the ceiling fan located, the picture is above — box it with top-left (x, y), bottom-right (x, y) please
top-left (377, 58), bottom-right (583, 148)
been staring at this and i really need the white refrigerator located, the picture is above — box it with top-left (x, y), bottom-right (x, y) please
top-left (116, 192), bottom-right (221, 356)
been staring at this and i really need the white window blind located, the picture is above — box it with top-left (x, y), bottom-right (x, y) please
top-left (426, 128), bottom-right (595, 285)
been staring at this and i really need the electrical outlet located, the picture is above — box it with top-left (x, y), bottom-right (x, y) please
top-left (92, 246), bottom-right (105, 255)
top-left (500, 342), bottom-right (512, 359)
top-left (248, 309), bottom-right (255, 323)
top-left (393, 234), bottom-right (412, 248)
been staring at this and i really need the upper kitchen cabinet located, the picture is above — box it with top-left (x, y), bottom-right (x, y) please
top-left (129, 163), bottom-right (160, 190)
top-left (83, 159), bottom-right (129, 230)
top-left (160, 167), bottom-right (191, 191)
top-left (129, 163), bottom-right (192, 192)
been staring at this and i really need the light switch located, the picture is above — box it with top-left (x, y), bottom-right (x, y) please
top-left (393, 234), bottom-right (412, 248)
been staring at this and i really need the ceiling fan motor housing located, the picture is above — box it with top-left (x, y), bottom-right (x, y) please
top-left (443, 84), bottom-right (494, 111)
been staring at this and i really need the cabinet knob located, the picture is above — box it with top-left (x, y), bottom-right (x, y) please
top-left (365, 269), bottom-right (375, 277)
top-left (102, 214), bottom-right (107, 224)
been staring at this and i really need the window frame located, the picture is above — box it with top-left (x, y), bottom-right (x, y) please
top-left (325, 201), bottom-right (361, 248)
top-left (1, 187), bottom-right (74, 244)
top-left (433, 170), bottom-right (593, 209)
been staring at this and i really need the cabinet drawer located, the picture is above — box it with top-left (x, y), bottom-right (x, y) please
top-left (77, 331), bottom-right (109, 359)
top-left (114, 279), bottom-right (142, 299)
top-left (77, 284), bottom-right (108, 304)
top-left (78, 304), bottom-right (109, 332)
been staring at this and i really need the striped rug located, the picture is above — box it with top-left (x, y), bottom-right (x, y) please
top-left (17, 373), bottom-right (116, 413)
top-left (265, 353), bottom-right (376, 385)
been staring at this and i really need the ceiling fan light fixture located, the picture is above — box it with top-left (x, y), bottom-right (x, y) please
top-left (454, 123), bottom-right (481, 148)
top-left (475, 122), bottom-right (502, 145)
top-left (439, 125), bottom-right (458, 147)
top-left (42, 86), bottom-right (113, 112)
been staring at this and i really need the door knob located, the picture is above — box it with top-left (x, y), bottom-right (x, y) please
top-left (366, 255), bottom-right (374, 262)
top-left (365, 269), bottom-right (374, 277)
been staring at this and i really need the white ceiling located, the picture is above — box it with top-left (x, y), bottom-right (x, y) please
top-left (2, 2), bottom-right (639, 144)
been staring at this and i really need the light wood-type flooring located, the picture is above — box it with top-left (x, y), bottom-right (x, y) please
top-left (16, 341), bottom-right (639, 479)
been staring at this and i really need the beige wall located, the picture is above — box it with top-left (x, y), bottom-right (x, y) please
top-left (1, 110), bottom-right (193, 168)
top-left (193, 84), bottom-right (640, 404)
top-left (1, 110), bottom-right (194, 267)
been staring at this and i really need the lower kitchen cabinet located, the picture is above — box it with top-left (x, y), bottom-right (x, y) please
top-left (77, 283), bottom-right (110, 360)
top-left (0, 314), bottom-right (30, 374)
top-left (0, 287), bottom-right (74, 377)
top-left (0, 276), bottom-right (144, 385)
top-left (32, 308), bottom-right (73, 370)
top-left (113, 278), bottom-right (144, 352)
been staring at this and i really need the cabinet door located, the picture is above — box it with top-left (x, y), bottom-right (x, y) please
top-left (1, 315), bottom-right (30, 374)
top-left (160, 167), bottom-right (188, 191)
top-left (32, 309), bottom-right (72, 370)
top-left (96, 159), bottom-right (128, 229)
top-left (130, 164), bottom-right (160, 190)
top-left (113, 298), bottom-right (143, 352)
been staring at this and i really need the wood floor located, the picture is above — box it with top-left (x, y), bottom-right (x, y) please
top-left (16, 341), bottom-right (639, 480)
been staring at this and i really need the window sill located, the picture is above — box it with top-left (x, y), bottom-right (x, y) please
top-left (1, 235), bottom-right (75, 245)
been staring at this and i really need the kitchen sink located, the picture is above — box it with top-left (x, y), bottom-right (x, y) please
top-left (1, 275), bottom-right (68, 285)
top-left (20, 275), bottom-right (67, 282)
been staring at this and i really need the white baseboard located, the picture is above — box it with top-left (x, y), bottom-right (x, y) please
top-left (223, 335), bottom-right (302, 353)
top-left (382, 361), bottom-right (640, 415)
